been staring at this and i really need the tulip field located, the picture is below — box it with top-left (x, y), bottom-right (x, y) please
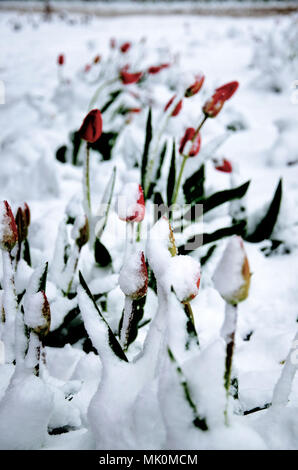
top-left (0, 6), bottom-right (298, 450)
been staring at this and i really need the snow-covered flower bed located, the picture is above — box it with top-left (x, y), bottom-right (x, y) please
top-left (1, 9), bottom-right (298, 450)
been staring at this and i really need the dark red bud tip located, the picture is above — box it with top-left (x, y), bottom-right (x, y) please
top-left (215, 159), bottom-right (233, 173)
top-left (120, 42), bottom-right (131, 53)
top-left (148, 65), bottom-right (164, 75)
top-left (0, 201), bottom-right (18, 252)
top-left (133, 252), bottom-right (148, 299)
top-left (93, 55), bottom-right (101, 64)
top-left (79, 109), bottom-right (103, 143)
top-left (185, 74), bottom-right (205, 98)
top-left (215, 81), bottom-right (239, 101)
top-left (120, 69), bottom-right (143, 85)
top-left (57, 54), bottom-right (65, 66)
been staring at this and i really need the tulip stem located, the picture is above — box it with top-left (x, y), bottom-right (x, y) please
top-left (84, 143), bottom-right (92, 219)
top-left (172, 154), bottom-right (188, 207)
top-left (222, 302), bottom-right (238, 426)
top-left (194, 115), bottom-right (208, 140)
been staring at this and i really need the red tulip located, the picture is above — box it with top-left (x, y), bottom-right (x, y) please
top-left (185, 74), bottom-right (205, 98)
top-left (120, 42), bottom-right (131, 53)
top-left (93, 55), bottom-right (101, 64)
top-left (179, 128), bottom-right (201, 157)
top-left (148, 65), bottom-right (164, 75)
top-left (215, 81), bottom-right (239, 101)
top-left (128, 108), bottom-right (142, 113)
top-left (203, 92), bottom-right (225, 118)
top-left (15, 202), bottom-right (30, 243)
top-left (0, 201), bottom-right (18, 252)
top-left (164, 95), bottom-right (183, 117)
top-left (79, 109), bottom-right (103, 143)
top-left (57, 54), bottom-right (64, 66)
top-left (118, 184), bottom-right (145, 223)
top-left (120, 69), bottom-right (143, 85)
top-left (215, 158), bottom-right (233, 173)
top-left (119, 251), bottom-right (148, 300)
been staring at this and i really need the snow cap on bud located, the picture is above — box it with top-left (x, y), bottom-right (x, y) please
top-left (214, 158), bottom-right (233, 173)
top-left (57, 54), bottom-right (64, 66)
top-left (213, 236), bottom-right (251, 305)
top-left (179, 127), bottom-right (201, 157)
top-left (164, 95), bottom-right (183, 117)
top-left (117, 183), bottom-right (145, 223)
top-left (71, 214), bottom-right (89, 248)
top-left (119, 251), bottom-right (148, 300)
top-left (120, 42), bottom-right (131, 53)
top-left (79, 109), bottom-right (103, 143)
top-left (15, 202), bottom-right (30, 243)
top-left (185, 74), bottom-right (205, 98)
top-left (24, 290), bottom-right (51, 337)
top-left (0, 201), bottom-right (18, 252)
top-left (170, 255), bottom-right (201, 303)
top-left (120, 69), bottom-right (143, 85)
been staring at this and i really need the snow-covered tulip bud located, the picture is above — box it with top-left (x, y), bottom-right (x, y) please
top-left (215, 81), bottom-right (239, 101)
top-left (203, 92), bottom-right (225, 118)
top-left (185, 74), bottom-right (205, 98)
top-left (120, 42), bottom-right (131, 53)
top-left (214, 158), bottom-right (233, 173)
top-left (179, 128), bottom-right (201, 157)
top-left (71, 214), bottom-right (89, 249)
top-left (170, 255), bottom-right (201, 303)
top-left (117, 183), bottom-right (145, 223)
top-left (24, 290), bottom-right (51, 338)
top-left (0, 201), bottom-right (18, 252)
top-left (164, 95), bottom-right (183, 117)
top-left (119, 251), bottom-right (148, 300)
top-left (213, 236), bottom-right (251, 306)
top-left (120, 69), bottom-right (143, 85)
top-left (79, 109), bottom-right (103, 143)
top-left (57, 54), bottom-right (65, 66)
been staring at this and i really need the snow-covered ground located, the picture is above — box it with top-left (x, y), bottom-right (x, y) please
top-left (1, 9), bottom-right (298, 449)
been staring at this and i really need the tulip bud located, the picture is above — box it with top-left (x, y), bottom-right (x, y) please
top-left (203, 92), bottom-right (225, 118)
top-left (179, 127), bottom-right (201, 157)
top-left (120, 42), bottom-right (131, 53)
top-left (118, 183), bottom-right (145, 223)
top-left (214, 158), bottom-right (233, 173)
top-left (79, 109), bottom-right (103, 143)
top-left (110, 38), bottom-right (116, 49)
top-left (148, 65), bottom-right (163, 75)
top-left (213, 236), bottom-right (251, 305)
top-left (0, 201), bottom-right (18, 252)
top-left (170, 255), bottom-right (201, 303)
top-left (15, 207), bottom-right (28, 243)
top-left (185, 74), bottom-right (205, 98)
top-left (120, 69), bottom-right (143, 85)
top-left (23, 202), bottom-right (30, 227)
top-left (119, 251), bottom-right (148, 300)
top-left (57, 54), bottom-right (65, 66)
top-left (24, 290), bottom-right (51, 338)
top-left (164, 95), bottom-right (183, 117)
top-left (93, 55), bottom-right (101, 64)
top-left (72, 215), bottom-right (89, 249)
top-left (215, 81), bottom-right (239, 101)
